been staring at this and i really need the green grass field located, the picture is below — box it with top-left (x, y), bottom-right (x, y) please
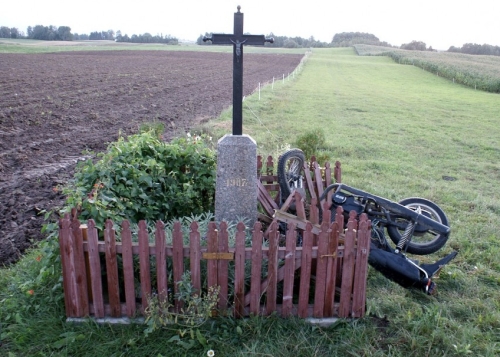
top-left (1, 46), bottom-right (500, 356)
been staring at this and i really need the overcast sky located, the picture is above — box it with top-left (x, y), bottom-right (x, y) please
top-left (1, 0), bottom-right (499, 50)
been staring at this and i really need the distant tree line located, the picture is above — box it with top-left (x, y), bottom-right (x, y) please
top-left (448, 43), bottom-right (500, 56)
top-left (196, 32), bottom-right (329, 48)
top-left (331, 32), bottom-right (393, 47)
top-left (0, 26), bottom-right (23, 38)
top-left (115, 31), bottom-right (178, 44)
top-left (264, 34), bottom-right (329, 48)
top-left (0, 24), bottom-right (178, 45)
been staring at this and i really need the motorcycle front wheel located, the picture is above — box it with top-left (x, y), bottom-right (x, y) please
top-left (277, 149), bottom-right (306, 201)
top-left (387, 197), bottom-right (450, 255)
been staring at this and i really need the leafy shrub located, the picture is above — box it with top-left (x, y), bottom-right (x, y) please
top-left (294, 129), bottom-right (331, 165)
top-left (62, 131), bottom-right (216, 229)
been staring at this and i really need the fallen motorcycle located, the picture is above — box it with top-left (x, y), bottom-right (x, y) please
top-left (278, 149), bottom-right (458, 294)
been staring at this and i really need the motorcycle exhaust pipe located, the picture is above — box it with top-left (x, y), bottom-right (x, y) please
top-left (368, 242), bottom-right (458, 295)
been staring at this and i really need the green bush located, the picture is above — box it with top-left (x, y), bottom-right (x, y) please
top-left (62, 131), bottom-right (217, 229)
top-left (294, 129), bottom-right (331, 165)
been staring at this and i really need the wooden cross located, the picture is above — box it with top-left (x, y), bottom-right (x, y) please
top-left (204, 6), bottom-right (273, 135)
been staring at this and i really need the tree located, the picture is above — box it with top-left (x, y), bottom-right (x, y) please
top-left (57, 26), bottom-right (73, 41)
top-left (10, 27), bottom-right (19, 38)
top-left (0, 26), bottom-right (11, 38)
top-left (283, 38), bottom-right (298, 48)
top-left (400, 40), bottom-right (427, 51)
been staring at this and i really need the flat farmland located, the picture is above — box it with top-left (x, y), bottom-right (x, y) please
top-left (0, 50), bottom-right (303, 265)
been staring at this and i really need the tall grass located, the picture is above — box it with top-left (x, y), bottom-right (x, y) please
top-left (354, 44), bottom-right (500, 93)
top-left (2, 47), bottom-right (500, 356)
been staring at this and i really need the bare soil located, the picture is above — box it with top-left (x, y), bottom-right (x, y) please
top-left (0, 50), bottom-right (303, 265)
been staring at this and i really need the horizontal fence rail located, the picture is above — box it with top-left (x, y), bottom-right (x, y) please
top-left (59, 206), bottom-right (371, 320)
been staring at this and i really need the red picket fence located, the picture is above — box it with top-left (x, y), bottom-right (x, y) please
top-left (59, 155), bottom-right (371, 320)
top-left (58, 206), bottom-right (370, 320)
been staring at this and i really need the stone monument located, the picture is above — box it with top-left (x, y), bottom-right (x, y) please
top-left (204, 6), bottom-right (273, 226)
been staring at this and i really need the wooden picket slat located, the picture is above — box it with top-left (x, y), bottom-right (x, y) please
top-left (120, 220), bottom-right (136, 318)
top-left (324, 220), bottom-right (339, 316)
top-left (257, 180), bottom-right (278, 217)
top-left (339, 211), bottom-right (358, 318)
top-left (294, 191), bottom-right (307, 220)
top-left (313, 161), bottom-right (325, 205)
top-left (298, 223), bottom-right (314, 318)
top-left (71, 217), bottom-right (89, 317)
top-left (282, 222), bottom-right (297, 317)
top-left (265, 155), bottom-right (274, 186)
top-left (206, 222), bottom-right (218, 290)
top-left (217, 222), bottom-right (230, 310)
top-left (104, 220), bottom-right (120, 317)
top-left (172, 222), bottom-right (184, 311)
top-left (266, 221), bottom-right (279, 315)
top-left (138, 220), bottom-right (151, 310)
top-left (59, 214), bottom-right (73, 317)
top-left (334, 161), bottom-right (342, 183)
top-left (352, 214), bottom-right (371, 317)
top-left (302, 161), bottom-right (317, 200)
top-left (234, 222), bottom-right (246, 318)
top-left (155, 221), bottom-right (168, 302)
top-left (313, 207), bottom-right (332, 317)
top-left (87, 219), bottom-right (105, 318)
top-left (189, 221), bottom-right (201, 293)
top-left (250, 222), bottom-right (263, 315)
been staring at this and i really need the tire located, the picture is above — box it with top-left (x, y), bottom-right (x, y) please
top-left (387, 197), bottom-right (449, 255)
top-left (277, 149), bottom-right (306, 201)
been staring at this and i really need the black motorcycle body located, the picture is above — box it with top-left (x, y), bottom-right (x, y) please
top-left (278, 149), bottom-right (458, 294)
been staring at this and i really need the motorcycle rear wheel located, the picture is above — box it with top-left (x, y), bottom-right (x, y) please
top-left (387, 197), bottom-right (449, 255)
top-left (277, 149), bottom-right (306, 201)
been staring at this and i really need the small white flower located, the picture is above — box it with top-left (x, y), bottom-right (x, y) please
top-left (186, 132), bottom-right (191, 138)
top-left (207, 350), bottom-right (215, 357)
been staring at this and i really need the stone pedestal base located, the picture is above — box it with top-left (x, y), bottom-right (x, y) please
top-left (214, 134), bottom-right (257, 227)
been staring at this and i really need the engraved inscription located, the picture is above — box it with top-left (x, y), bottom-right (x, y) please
top-left (226, 178), bottom-right (248, 187)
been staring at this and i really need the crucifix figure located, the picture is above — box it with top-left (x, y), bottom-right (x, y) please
top-left (204, 6), bottom-right (273, 135)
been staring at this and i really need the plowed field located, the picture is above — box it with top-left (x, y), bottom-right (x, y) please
top-left (0, 50), bottom-right (303, 265)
